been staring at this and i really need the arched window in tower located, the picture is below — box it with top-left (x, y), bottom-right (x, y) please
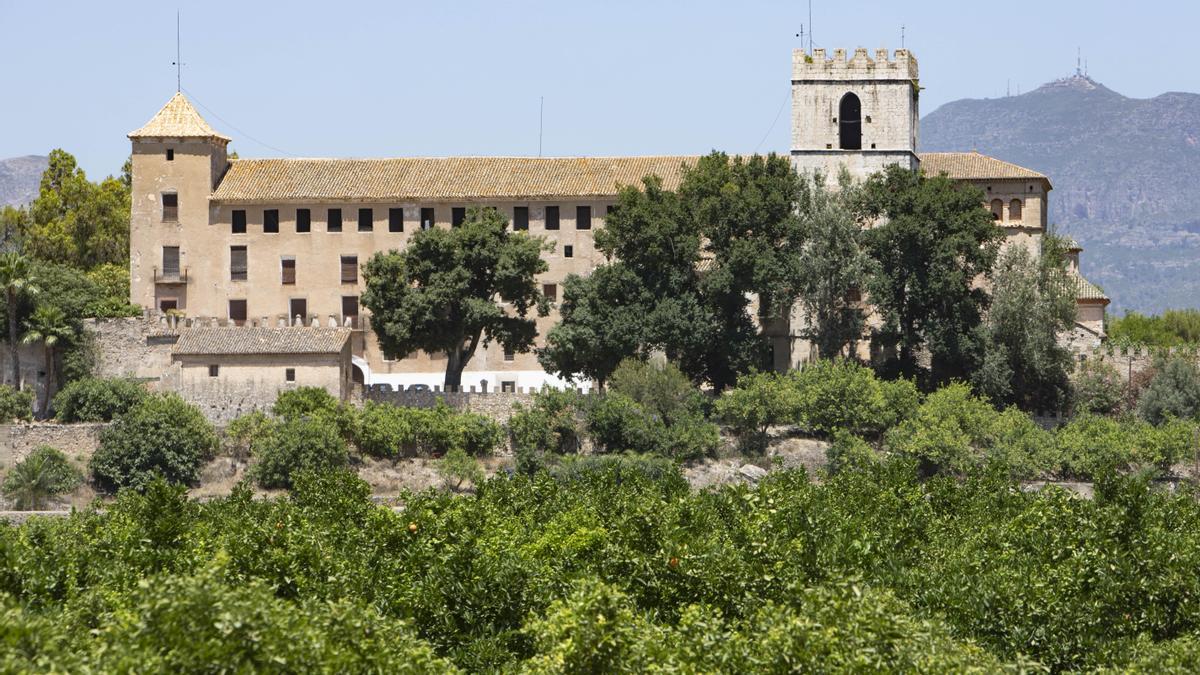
top-left (838, 93), bottom-right (862, 150)
top-left (990, 199), bottom-right (1004, 221)
top-left (1009, 199), bottom-right (1023, 221)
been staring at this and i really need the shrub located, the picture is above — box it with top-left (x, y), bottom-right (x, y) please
top-left (272, 386), bottom-right (356, 437)
top-left (1138, 356), bottom-right (1200, 425)
top-left (353, 401), bottom-right (418, 459)
top-left (791, 360), bottom-right (917, 436)
top-left (90, 393), bottom-right (218, 492)
top-left (1057, 413), bottom-right (1195, 478)
top-left (223, 410), bottom-right (271, 460)
top-left (547, 453), bottom-right (684, 485)
top-left (438, 447), bottom-right (484, 491)
top-left (586, 392), bottom-right (661, 454)
top-left (52, 377), bottom-right (147, 422)
top-left (1071, 358), bottom-right (1125, 416)
top-left (886, 383), bottom-right (1056, 478)
top-left (0, 385), bottom-right (33, 422)
top-left (879, 377), bottom-right (922, 429)
top-left (414, 401), bottom-right (502, 457)
top-left (1, 445), bottom-right (81, 509)
top-left (250, 416), bottom-right (349, 489)
top-left (825, 431), bottom-right (878, 475)
top-left (509, 389), bottom-right (584, 474)
top-left (587, 360), bottom-right (718, 461)
top-left (608, 358), bottom-right (701, 422)
top-left (715, 371), bottom-right (799, 452)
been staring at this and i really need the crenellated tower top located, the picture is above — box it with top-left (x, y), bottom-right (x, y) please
top-left (792, 48), bottom-right (918, 81)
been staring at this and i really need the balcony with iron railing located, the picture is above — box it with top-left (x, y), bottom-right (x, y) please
top-left (153, 266), bottom-right (190, 284)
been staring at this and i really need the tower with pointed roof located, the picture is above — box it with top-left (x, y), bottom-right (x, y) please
top-left (128, 92), bottom-right (231, 312)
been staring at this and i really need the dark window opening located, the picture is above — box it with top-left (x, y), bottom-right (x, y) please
top-left (545, 205), bottom-right (560, 230)
top-left (285, 368), bottom-right (296, 382)
top-left (990, 199), bottom-right (1004, 221)
top-left (232, 209), bottom-right (246, 234)
top-left (327, 208), bottom-right (343, 232)
top-left (543, 283), bottom-right (557, 301)
top-left (358, 207), bottom-right (373, 232)
top-left (264, 209), bottom-right (279, 233)
top-left (296, 208), bottom-right (311, 233)
top-left (514, 206), bottom-right (529, 230)
top-left (576, 205), bottom-right (591, 230)
top-left (341, 255), bottom-right (358, 284)
top-left (281, 258), bottom-right (296, 285)
top-left (230, 246), bottom-right (248, 281)
top-left (452, 207), bottom-right (466, 227)
top-left (158, 298), bottom-right (178, 312)
top-left (389, 207), bottom-right (404, 232)
top-left (420, 207), bottom-right (435, 230)
top-left (162, 193), bottom-right (178, 222)
top-left (289, 298), bottom-right (307, 324)
top-left (162, 246), bottom-right (180, 278)
top-left (342, 295), bottom-right (359, 328)
top-left (228, 299), bottom-right (247, 325)
top-left (166, 148), bottom-right (174, 161)
top-left (501, 380), bottom-right (516, 393)
top-left (209, 365), bottom-right (219, 377)
top-left (503, 348), bottom-right (515, 362)
top-left (563, 245), bottom-right (574, 258)
top-left (838, 93), bottom-right (862, 150)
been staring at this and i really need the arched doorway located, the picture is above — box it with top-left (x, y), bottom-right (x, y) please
top-left (838, 93), bottom-right (862, 150)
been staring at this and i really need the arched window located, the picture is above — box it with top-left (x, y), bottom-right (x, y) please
top-left (990, 199), bottom-right (1004, 221)
top-left (1009, 198), bottom-right (1023, 221)
top-left (838, 93), bottom-right (862, 150)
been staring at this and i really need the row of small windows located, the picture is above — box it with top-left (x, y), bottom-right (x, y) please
top-left (224, 205), bottom-right (598, 234)
top-left (989, 198), bottom-right (1024, 222)
top-left (208, 365), bottom-right (296, 383)
top-left (225, 296), bottom-right (360, 327)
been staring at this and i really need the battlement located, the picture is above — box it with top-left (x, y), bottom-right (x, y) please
top-left (792, 47), bottom-right (918, 81)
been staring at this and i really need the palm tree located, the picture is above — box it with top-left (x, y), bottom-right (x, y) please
top-left (1, 445), bottom-right (81, 510)
top-left (0, 253), bottom-right (38, 389)
top-left (22, 305), bottom-right (72, 418)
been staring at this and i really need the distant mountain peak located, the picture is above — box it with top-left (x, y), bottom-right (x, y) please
top-left (1031, 74), bottom-right (1119, 97)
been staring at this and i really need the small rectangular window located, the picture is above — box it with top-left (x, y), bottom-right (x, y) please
top-left (281, 257), bottom-right (296, 285)
top-left (296, 208), bottom-right (311, 233)
top-left (358, 207), bottom-right (373, 232)
top-left (563, 245), bottom-right (574, 258)
top-left (452, 207), bottom-right (466, 227)
top-left (388, 208), bottom-right (404, 232)
top-left (285, 368), bottom-right (296, 382)
top-left (514, 206), bottom-right (529, 231)
top-left (503, 348), bottom-right (515, 362)
top-left (209, 364), bottom-right (219, 377)
top-left (289, 298), bottom-right (307, 324)
top-left (232, 209), bottom-right (247, 234)
top-left (327, 208), bottom-right (343, 232)
top-left (161, 246), bottom-right (180, 278)
top-left (501, 380), bottom-right (516, 393)
top-left (166, 148), bottom-right (174, 161)
top-left (159, 299), bottom-right (178, 312)
top-left (420, 207), bottom-right (435, 230)
top-left (543, 283), bottom-right (557, 302)
top-left (162, 193), bottom-right (178, 222)
top-left (230, 246), bottom-right (248, 281)
top-left (342, 295), bottom-right (359, 328)
top-left (545, 205), bottom-right (560, 230)
top-left (228, 299), bottom-right (247, 325)
top-left (576, 205), bottom-right (592, 230)
top-left (340, 255), bottom-right (358, 284)
top-left (264, 209), bottom-right (279, 233)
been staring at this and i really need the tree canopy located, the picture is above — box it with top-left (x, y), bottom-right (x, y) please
top-left (22, 149), bottom-right (130, 268)
top-left (361, 207), bottom-right (549, 388)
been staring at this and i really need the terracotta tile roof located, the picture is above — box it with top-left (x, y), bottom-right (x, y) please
top-left (919, 152), bottom-right (1049, 185)
top-left (210, 156), bottom-right (699, 203)
top-left (1073, 272), bottom-right (1109, 303)
top-left (128, 92), bottom-right (232, 142)
top-left (172, 327), bottom-right (351, 356)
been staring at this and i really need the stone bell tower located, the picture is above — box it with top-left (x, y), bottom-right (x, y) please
top-left (790, 47), bottom-right (919, 182)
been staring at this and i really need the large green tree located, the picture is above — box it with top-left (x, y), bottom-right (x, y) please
top-left (794, 170), bottom-right (875, 360)
top-left (859, 165), bottom-right (1003, 385)
top-left (973, 236), bottom-right (1077, 411)
top-left (26, 149), bottom-right (130, 268)
top-left (361, 207), bottom-right (549, 389)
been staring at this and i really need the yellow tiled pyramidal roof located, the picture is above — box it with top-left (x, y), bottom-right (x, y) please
top-left (211, 156), bottom-right (699, 203)
top-left (128, 92), bottom-right (232, 142)
top-left (919, 151), bottom-right (1049, 185)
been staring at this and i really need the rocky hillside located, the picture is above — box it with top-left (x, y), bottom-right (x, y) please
top-left (921, 75), bottom-right (1200, 314)
top-left (0, 155), bottom-right (46, 208)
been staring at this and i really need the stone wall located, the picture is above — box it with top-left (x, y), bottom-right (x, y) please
top-left (366, 387), bottom-right (559, 423)
top-left (0, 423), bottom-right (106, 473)
top-left (1080, 345), bottom-right (1200, 381)
top-left (85, 315), bottom-right (176, 380)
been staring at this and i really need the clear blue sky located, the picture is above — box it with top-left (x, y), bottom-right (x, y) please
top-left (1, 0), bottom-right (1193, 178)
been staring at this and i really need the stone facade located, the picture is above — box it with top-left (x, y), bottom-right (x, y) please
top-left (0, 423), bottom-right (106, 473)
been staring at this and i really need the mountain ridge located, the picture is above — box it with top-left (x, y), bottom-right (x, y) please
top-left (0, 155), bottom-right (47, 208)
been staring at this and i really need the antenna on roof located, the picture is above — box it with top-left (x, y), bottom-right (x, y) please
top-left (1075, 47), bottom-right (1081, 77)
top-left (538, 96), bottom-right (544, 157)
top-left (808, 0), bottom-right (813, 53)
top-left (901, 24), bottom-right (905, 50)
top-left (796, 25), bottom-right (805, 54)
top-left (172, 10), bottom-right (185, 92)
